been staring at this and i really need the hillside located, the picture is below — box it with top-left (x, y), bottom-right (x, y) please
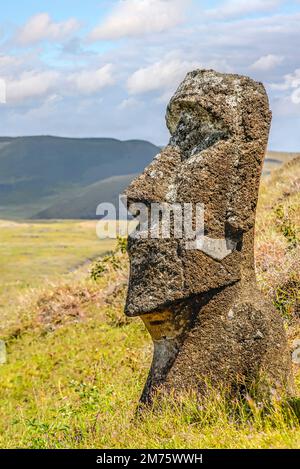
top-left (0, 157), bottom-right (299, 448)
top-left (33, 174), bottom-right (136, 220)
top-left (0, 136), bottom-right (160, 219)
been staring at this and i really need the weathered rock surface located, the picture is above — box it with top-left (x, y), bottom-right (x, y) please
top-left (124, 69), bottom-right (293, 404)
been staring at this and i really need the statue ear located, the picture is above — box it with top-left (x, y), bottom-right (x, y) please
top-left (226, 141), bottom-right (268, 233)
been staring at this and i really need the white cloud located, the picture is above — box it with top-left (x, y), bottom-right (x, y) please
top-left (250, 54), bottom-right (283, 71)
top-left (3, 64), bottom-right (115, 104)
top-left (270, 69), bottom-right (300, 90)
top-left (17, 13), bottom-right (80, 45)
top-left (118, 97), bottom-right (141, 110)
top-left (0, 55), bottom-right (22, 69)
top-left (269, 69), bottom-right (300, 107)
top-left (283, 69), bottom-right (300, 89)
top-left (6, 70), bottom-right (60, 103)
top-left (68, 64), bottom-right (115, 94)
top-left (2, 1), bottom-right (300, 149)
top-left (127, 57), bottom-right (201, 94)
top-left (88, 0), bottom-right (187, 41)
top-left (291, 88), bottom-right (300, 104)
top-left (205, 0), bottom-right (282, 19)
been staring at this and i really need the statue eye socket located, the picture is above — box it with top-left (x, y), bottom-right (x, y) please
top-left (189, 129), bottom-right (230, 157)
top-left (169, 112), bottom-right (230, 158)
top-left (167, 102), bottom-right (230, 158)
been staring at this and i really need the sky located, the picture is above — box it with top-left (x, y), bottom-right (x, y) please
top-left (0, 0), bottom-right (300, 150)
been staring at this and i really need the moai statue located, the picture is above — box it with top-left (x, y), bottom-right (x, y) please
top-left (124, 70), bottom-right (293, 405)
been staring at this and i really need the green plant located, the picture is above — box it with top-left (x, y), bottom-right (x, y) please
top-left (116, 236), bottom-right (127, 254)
top-left (275, 204), bottom-right (299, 248)
top-left (90, 254), bottom-right (114, 280)
top-left (90, 238), bottom-right (126, 281)
top-left (273, 273), bottom-right (300, 319)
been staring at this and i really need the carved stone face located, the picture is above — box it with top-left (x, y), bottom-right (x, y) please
top-left (124, 69), bottom-right (271, 317)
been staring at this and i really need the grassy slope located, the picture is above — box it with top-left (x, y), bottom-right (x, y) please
top-left (0, 159), bottom-right (299, 448)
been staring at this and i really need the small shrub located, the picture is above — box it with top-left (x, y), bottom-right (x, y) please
top-left (116, 236), bottom-right (127, 254)
top-left (90, 253), bottom-right (115, 281)
top-left (273, 273), bottom-right (300, 320)
top-left (90, 237), bottom-right (127, 281)
top-left (69, 380), bottom-right (101, 412)
top-left (274, 204), bottom-right (299, 249)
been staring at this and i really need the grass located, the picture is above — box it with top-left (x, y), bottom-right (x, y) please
top-left (0, 220), bottom-right (115, 335)
top-left (255, 157), bottom-right (300, 321)
top-left (0, 159), bottom-right (299, 448)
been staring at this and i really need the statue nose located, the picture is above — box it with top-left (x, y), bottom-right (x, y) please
top-left (124, 145), bottom-right (182, 205)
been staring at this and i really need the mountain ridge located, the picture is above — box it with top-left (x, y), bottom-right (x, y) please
top-left (0, 136), bottom-right (160, 219)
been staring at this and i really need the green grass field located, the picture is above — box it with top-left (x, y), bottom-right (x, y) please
top-left (0, 220), bottom-right (115, 335)
top-left (0, 159), bottom-right (299, 448)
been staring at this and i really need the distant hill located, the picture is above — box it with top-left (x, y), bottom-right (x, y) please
top-left (33, 174), bottom-right (136, 220)
top-left (0, 135), bottom-right (298, 219)
top-left (0, 136), bottom-right (160, 219)
top-left (263, 151), bottom-right (300, 176)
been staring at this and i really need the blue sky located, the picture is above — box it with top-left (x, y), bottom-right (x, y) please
top-left (0, 0), bottom-right (300, 150)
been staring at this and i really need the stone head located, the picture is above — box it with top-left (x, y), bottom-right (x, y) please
top-left (124, 69), bottom-right (271, 317)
